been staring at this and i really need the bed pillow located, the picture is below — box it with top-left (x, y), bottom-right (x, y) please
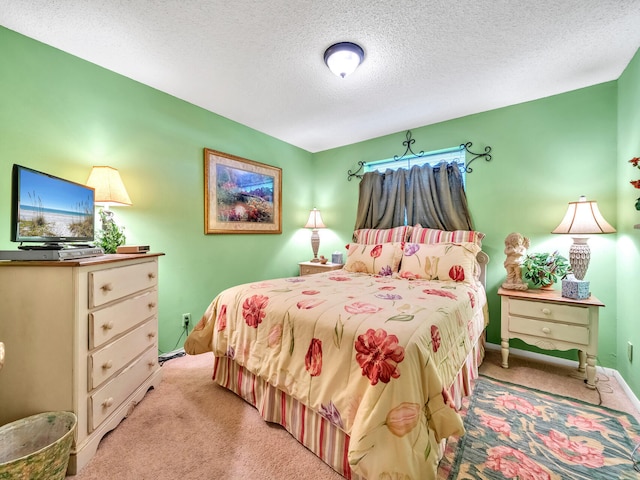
top-left (353, 226), bottom-right (411, 244)
top-left (343, 242), bottom-right (403, 276)
top-left (409, 225), bottom-right (485, 248)
top-left (397, 242), bottom-right (481, 283)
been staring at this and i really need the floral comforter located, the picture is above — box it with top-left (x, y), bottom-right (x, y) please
top-left (184, 270), bottom-right (488, 479)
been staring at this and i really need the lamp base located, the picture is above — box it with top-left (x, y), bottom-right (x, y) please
top-left (569, 237), bottom-right (590, 280)
top-left (310, 229), bottom-right (320, 263)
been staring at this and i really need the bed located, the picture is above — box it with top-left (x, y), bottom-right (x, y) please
top-left (184, 226), bottom-right (489, 480)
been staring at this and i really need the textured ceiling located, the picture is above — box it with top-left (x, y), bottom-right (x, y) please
top-left (2, 0), bottom-right (640, 152)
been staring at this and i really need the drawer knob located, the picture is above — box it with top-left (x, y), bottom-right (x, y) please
top-left (102, 360), bottom-right (113, 370)
top-left (148, 360), bottom-right (157, 367)
top-left (102, 321), bottom-right (114, 330)
top-left (541, 308), bottom-right (551, 315)
top-left (147, 332), bottom-right (156, 339)
top-left (148, 302), bottom-right (156, 309)
top-left (542, 327), bottom-right (551, 334)
top-left (102, 397), bottom-right (114, 408)
top-left (101, 283), bottom-right (113, 292)
top-left (148, 272), bottom-right (156, 280)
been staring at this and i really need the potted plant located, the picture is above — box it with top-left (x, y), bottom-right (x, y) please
top-left (521, 251), bottom-right (571, 289)
top-left (96, 209), bottom-right (126, 254)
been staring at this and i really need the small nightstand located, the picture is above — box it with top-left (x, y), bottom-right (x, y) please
top-left (498, 287), bottom-right (604, 389)
top-left (299, 261), bottom-right (343, 276)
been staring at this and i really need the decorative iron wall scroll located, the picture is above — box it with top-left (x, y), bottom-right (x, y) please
top-left (347, 130), bottom-right (492, 181)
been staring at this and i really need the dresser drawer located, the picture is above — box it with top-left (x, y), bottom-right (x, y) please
top-left (509, 316), bottom-right (589, 346)
top-left (88, 347), bottom-right (158, 432)
top-left (89, 290), bottom-right (158, 349)
top-left (88, 318), bottom-right (158, 390)
top-left (508, 298), bottom-right (589, 325)
top-left (89, 261), bottom-right (158, 308)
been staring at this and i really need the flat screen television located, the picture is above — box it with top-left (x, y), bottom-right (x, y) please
top-left (11, 164), bottom-right (95, 248)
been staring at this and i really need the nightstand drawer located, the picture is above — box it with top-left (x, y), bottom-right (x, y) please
top-left (509, 316), bottom-right (589, 345)
top-left (300, 265), bottom-right (319, 275)
top-left (299, 262), bottom-right (343, 276)
top-left (509, 298), bottom-right (589, 325)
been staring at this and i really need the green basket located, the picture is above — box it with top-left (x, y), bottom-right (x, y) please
top-left (0, 411), bottom-right (77, 480)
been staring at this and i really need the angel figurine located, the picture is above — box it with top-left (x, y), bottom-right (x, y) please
top-left (502, 232), bottom-right (530, 291)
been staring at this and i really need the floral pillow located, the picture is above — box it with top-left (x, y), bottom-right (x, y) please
top-left (353, 226), bottom-right (411, 244)
top-left (397, 242), bottom-right (481, 283)
top-left (343, 242), bottom-right (403, 276)
top-left (409, 225), bottom-right (485, 248)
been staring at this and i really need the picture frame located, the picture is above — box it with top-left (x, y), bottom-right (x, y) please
top-left (204, 148), bottom-right (282, 234)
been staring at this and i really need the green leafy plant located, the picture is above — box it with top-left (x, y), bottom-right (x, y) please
top-left (96, 209), bottom-right (126, 254)
top-left (521, 251), bottom-right (571, 288)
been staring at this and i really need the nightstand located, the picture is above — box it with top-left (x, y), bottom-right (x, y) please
top-left (299, 261), bottom-right (343, 276)
top-left (498, 287), bottom-right (604, 389)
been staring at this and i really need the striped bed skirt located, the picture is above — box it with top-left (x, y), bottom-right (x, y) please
top-left (212, 335), bottom-right (485, 479)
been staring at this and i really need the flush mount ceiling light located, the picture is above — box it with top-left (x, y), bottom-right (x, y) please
top-left (323, 42), bottom-right (365, 78)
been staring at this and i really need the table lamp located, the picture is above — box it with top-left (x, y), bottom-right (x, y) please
top-left (551, 196), bottom-right (616, 279)
top-left (304, 208), bottom-right (326, 262)
top-left (86, 166), bottom-right (132, 252)
top-left (86, 166), bottom-right (132, 208)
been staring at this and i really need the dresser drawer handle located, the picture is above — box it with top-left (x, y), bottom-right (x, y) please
top-left (148, 360), bottom-right (157, 367)
top-left (541, 308), bottom-right (551, 315)
top-left (102, 397), bottom-right (114, 408)
top-left (102, 321), bottom-right (114, 330)
top-left (148, 272), bottom-right (156, 280)
top-left (148, 302), bottom-right (156, 309)
top-left (102, 360), bottom-right (113, 370)
top-left (542, 327), bottom-right (551, 334)
top-left (100, 283), bottom-right (113, 292)
top-left (147, 332), bottom-right (156, 339)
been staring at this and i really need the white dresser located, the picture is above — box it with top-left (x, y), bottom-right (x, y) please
top-left (0, 253), bottom-right (163, 474)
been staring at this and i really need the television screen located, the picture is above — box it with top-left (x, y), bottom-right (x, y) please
top-left (11, 164), bottom-right (95, 245)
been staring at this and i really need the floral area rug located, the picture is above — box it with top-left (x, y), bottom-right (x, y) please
top-left (438, 375), bottom-right (640, 479)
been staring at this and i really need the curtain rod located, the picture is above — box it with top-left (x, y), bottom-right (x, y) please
top-left (347, 130), bottom-right (492, 181)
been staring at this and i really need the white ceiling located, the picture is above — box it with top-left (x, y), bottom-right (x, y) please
top-left (2, 1), bottom-right (640, 153)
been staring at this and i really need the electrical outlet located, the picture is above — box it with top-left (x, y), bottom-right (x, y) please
top-left (182, 313), bottom-right (191, 328)
top-left (628, 341), bottom-right (633, 362)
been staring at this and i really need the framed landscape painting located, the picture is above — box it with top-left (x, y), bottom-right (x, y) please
top-left (204, 148), bottom-right (282, 234)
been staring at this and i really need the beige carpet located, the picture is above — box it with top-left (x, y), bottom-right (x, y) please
top-left (480, 347), bottom-right (640, 422)
top-left (68, 348), bottom-right (639, 480)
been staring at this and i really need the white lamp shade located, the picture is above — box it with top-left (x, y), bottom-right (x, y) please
top-left (324, 42), bottom-right (364, 78)
top-left (304, 208), bottom-right (326, 229)
top-left (86, 166), bottom-right (132, 206)
top-left (552, 196), bottom-right (615, 280)
top-left (551, 196), bottom-right (616, 234)
top-left (304, 208), bottom-right (325, 262)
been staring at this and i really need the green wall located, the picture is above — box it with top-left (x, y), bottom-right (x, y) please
top-left (617, 48), bottom-right (640, 396)
top-left (314, 83), bottom-right (619, 368)
top-left (1, 26), bottom-right (637, 397)
top-left (0, 27), bottom-right (314, 353)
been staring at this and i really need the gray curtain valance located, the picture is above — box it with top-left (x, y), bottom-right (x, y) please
top-left (354, 161), bottom-right (472, 232)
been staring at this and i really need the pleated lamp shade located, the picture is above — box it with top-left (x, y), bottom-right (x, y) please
top-left (552, 196), bottom-right (616, 235)
top-left (86, 166), bottom-right (132, 207)
top-left (304, 208), bottom-right (326, 229)
top-left (551, 196), bottom-right (615, 280)
top-left (304, 208), bottom-right (325, 262)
